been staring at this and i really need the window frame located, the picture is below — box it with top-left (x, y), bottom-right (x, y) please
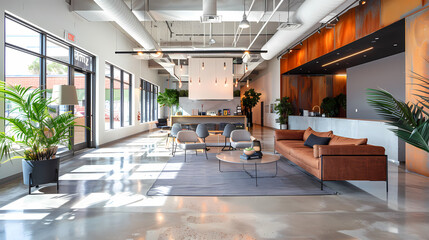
top-left (4, 13), bottom-right (96, 148)
top-left (105, 62), bottom-right (132, 129)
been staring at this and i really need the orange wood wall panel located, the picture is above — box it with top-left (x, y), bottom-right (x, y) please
top-left (307, 28), bottom-right (334, 62)
top-left (381, 0), bottom-right (423, 27)
top-left (356, 0), bottom-right (381, 39)
top-left (280, 58), bottom-right (288, 74)
top-left (333, 75), bottom-right (347, 97)
top-left (405, 7), bottom-right (429, 177)
top-left (298, 77), bottom-right (313, 111)
top-left (335, 8), bottom-right (356, 49)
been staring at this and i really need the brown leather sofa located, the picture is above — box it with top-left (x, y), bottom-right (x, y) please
top-left (275, 127), bottom-right (388, 191)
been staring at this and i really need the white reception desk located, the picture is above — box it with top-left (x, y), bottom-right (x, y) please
top-left (288, 116), bottom-right (403, 163)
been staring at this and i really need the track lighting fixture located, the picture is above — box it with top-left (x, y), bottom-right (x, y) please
top-left (215, 77), bottom-right (218, 86)
top-left (224, 77), bottom-right (227, 87)
top-left (224, 62), bottom-right (226, 70)
top-left (202, 61), bottom-right (205, 70)
top-left (199, 77), bottom-right (201, 85)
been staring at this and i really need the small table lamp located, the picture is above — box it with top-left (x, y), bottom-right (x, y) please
top-left (52, 85), bottom-right (78, 105)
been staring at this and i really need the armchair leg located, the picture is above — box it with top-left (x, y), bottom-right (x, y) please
top-left (204, 148), bottom-right (208, 160)
top-left (184, 150), bottom-right (187, 162)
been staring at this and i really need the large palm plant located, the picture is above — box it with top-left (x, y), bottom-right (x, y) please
top-left (367, 71), bottom-right (429, 152)
top-left (0, 82), bottom-right (83, 162)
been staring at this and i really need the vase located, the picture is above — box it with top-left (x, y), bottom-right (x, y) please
top-left (22, 158), bottom-right (60, 194)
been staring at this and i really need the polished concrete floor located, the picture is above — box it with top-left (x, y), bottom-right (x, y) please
top-left (1, 125), bottom-right (429, 239)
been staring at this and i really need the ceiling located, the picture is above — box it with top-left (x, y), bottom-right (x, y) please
top-left (284, 19), bottom-right (405, 75)
top-left (72, 0), bottom-right (357, 83)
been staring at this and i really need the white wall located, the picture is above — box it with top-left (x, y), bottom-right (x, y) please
top-left (245, 58), bottom-right (281, 129)
top-left (0, 0), bottom-right (163, 179)
top-left (347, 52), bottom-right (405, 120)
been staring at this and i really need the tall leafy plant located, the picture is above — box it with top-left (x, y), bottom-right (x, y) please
top-left (274, 97), bottom-right (294, 126)
top-left (241, 88), bottom-right (261, 127)
top-left (321, 96), bottom-right (338, 117)
top-left (157, 89), bottom-right (179, 116)
top-left (0, 82), bottom-right (84, 162)
top-left (367, 70), bottom-right (429, 153)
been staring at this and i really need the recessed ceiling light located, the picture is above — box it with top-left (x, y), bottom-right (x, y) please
top-left (393, 43), bottom-right (398, 47)
top-left (363, 55), bottom-right (367, 57)
top-left (375, 37), bottom-right (379, 40)
top-left (371, 40), bottom-right (376, 43)
top-left (337, 52), bottom-right (340, 55)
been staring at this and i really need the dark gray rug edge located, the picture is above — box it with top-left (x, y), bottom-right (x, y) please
top-left (146, 154), bottom-right (338, 197)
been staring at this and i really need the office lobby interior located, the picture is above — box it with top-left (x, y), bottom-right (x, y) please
top-left (1, 0), bottom-right (429, 239)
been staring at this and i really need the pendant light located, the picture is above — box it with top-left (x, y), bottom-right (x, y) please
top-left (215, 77), bottom-right (218, 86)
top-left (239, 0), bottom-right (250, 29)
top-left (202, 61), bottom-right (205, 70)
top-left (224, 62), bottom-right (226, 70)
top-left (224, 77), bottom-right (227, 87)
top-left (199, 77), bottom-right (201, 85)
top-left (190, 77), bottom-right (192, 85)
top-left (247, 79), bottom-right (249, 88)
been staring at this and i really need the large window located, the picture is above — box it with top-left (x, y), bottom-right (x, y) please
top-left (140, 79), bottom-right (158, 123)
top-left (4, 14), bottom-right (95, 149)
top-left (105, 63), bottom-right (132, 129)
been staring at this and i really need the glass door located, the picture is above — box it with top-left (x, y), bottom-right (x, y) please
top-left (73, 71), bottom-right (92, 150)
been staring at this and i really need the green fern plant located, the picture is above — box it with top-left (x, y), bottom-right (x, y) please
top-left (367, 68), bottom-right (429, 153)
top-left (0, 82), bottom-right (86, 162)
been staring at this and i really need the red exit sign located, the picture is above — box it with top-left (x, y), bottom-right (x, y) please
top-left (65, 31), bottom-right (75, 43)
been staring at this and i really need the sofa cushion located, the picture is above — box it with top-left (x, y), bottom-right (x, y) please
top-left (276, 140), bottom-right (307, 155)
top-left (275, 130), bottom-right (305, 140)
top-left (289, 148), bottom-right (320, 170)
top-left (303, 127), bottom-right (333, 141)
top-left (304, 134), bottom-right (331, 148)
top-left (329, 135), bottom-right (367, 145)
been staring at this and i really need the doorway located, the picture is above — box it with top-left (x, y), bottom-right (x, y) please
top-left (72, 70), bottom-right (93, 151)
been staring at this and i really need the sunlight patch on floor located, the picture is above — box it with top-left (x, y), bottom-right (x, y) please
top-left (0, 194), bottom-right (72, 210)
top-left (59, 173), bottom-right (106, 181)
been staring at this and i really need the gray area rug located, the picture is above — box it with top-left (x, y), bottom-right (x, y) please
top-left (147, 152), bottom-right (337, 196)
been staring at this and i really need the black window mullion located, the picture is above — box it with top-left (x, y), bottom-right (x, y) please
top-left (140, 80), bottom-right (143, 123)
top-left (110, 65), bottom-right (114, 129)
top-left (120, 71), bottom-right (124, 127)
top-left (129, 74), bottom-right (132, 125)
top-left (40, 34), bottom-right (46, 95)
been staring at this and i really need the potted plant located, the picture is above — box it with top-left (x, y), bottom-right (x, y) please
top-left (0, 83), bottom-right (85, 194)
top-left (157, 89), bottom-right (179, 117)
top-left (274, 97), bottom-right (294, 129)
top-left (321, 96), bottom-right (339, 117)
top-left (367, 68), bottom-right (429, 153)
top-left (241, 88), bottom-right (261, 128)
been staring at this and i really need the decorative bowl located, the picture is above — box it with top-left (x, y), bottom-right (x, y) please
top-left (243, 149), bottom-right (255, 156)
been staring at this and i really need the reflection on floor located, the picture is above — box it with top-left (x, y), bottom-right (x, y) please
top-left (1, 125), bottom-right (429, 239)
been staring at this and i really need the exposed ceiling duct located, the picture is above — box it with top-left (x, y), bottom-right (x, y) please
top-left (201, 0), bottom-right (221, 23)
top-left (261, 0), bottom-right (346, 60)
top-left (93, 0), bottom-right (180, 78)
top-left (93, 0), bottom-right (160, 51)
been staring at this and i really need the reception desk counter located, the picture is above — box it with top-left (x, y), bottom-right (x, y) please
top-left (170, 115), bottom-right (247, 130)
top-left (288, 116), bottom-right (403, 163)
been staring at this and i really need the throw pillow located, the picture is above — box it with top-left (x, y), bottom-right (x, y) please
top-left (303, 127), bottom-right (333, 141)
top-left (304, 134), bottom-right (331, 148)
top-left (329, 135), bottom-right (367, 145)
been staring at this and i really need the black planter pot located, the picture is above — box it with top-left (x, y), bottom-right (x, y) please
top-left (22, 158), bottom-right (60, 194)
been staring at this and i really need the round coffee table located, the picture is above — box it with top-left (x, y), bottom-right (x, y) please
top-left (216, 151), bottom-right (280, 186)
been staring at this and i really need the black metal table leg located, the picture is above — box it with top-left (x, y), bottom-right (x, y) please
top-left (255, 163), bottom-right (258, 186)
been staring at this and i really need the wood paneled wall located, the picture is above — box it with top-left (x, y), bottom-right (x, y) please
top-left (281, 75), bottom-right (346, 115)
top-left (280, 0), bottom-right (428, 75)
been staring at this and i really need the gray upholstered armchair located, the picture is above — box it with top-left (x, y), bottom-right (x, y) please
top-left (176, 130), bottom-right (208, 162)
top-left (230, 130), bottom-right (256, 149)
